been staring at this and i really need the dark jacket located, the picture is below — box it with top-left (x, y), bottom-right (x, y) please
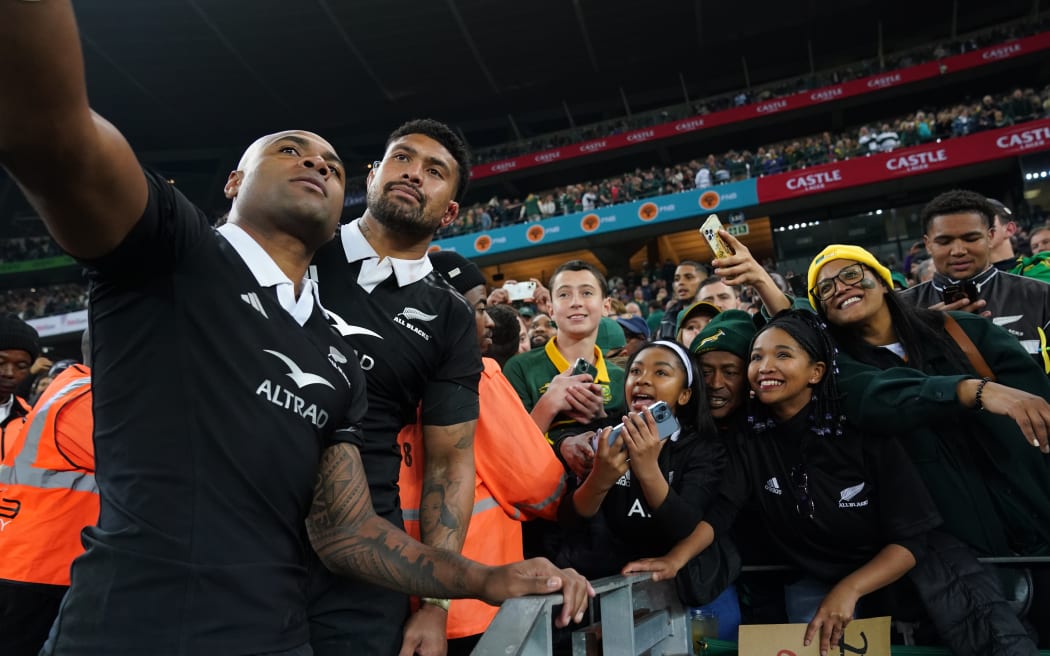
top-left (835, 311), bottom-right (1050, 556)
top-left (908, 530), bottom-right (1038, 655)
top-left (899, 267), bottom-right (1050, 367)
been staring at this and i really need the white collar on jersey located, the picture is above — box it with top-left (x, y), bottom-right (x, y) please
top-left (340, 218), bottom-right (433, 290)
top-left (217, 223), bottom-right (321, 327)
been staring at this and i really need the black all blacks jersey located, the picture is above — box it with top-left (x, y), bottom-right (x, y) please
top-left (311, 222), bottom-right (481, 520)
top-left (45, 171), bottom-right (366, 655)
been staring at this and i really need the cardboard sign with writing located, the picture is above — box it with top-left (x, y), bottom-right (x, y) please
top-left (737, 616), bottom-right (890, 656)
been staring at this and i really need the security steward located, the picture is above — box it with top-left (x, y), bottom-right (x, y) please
top-left (0, 315), bottom-right (81, 656)
top-left (0, 314), bottom-right (37, 458)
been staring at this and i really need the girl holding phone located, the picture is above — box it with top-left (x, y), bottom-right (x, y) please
top-left (558, 340), bottom-right (727, 590)
top-left (628, 311), bottom-right (942, 654)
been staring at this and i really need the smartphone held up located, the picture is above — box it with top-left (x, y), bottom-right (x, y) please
top-left (699, 214), bottom-right (735, 260)
top-left (504, 280), bottom-right (537, 302)
top-left (591, 400), bottom-right (681, 451)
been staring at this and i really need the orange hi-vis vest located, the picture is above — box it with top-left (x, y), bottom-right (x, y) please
top-left (0, 365), bottom-right (96, 587)
top-left (0, 395), bottom-right (30, 462)
top-left (397, 358), bottom-right (567, 639)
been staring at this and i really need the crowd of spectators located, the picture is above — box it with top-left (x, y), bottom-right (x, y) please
top-left (4, 18), bottom-right (1048, 216)
top-left (470, 19), bottom-right (1048, 164)
top-left (436, 84), bottom-right (1050, 239)
top-left (0, 236), bottom-right (65, 263)
top-left (3, 22), bottom-right (1050, 324)
top-left (3, 203), bottom-right (1049, 326)
top-left (1, 283), bottom-right (87, 320)
top-left (4, 81), bottom-right (1049, 320)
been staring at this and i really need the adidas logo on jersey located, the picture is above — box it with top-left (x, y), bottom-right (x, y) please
top-left (764, 477), bottom-right (783, 495)
top-left (240, 292), bottom-right (268, 318)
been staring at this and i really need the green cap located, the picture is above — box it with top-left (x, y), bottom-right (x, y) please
top-left (690, 309), bottom-right (757, 359)
top-left (675, 301), bottom-right (721, 335)
top-left (890, 271), bottom-right (908, 290)
top-left (596, 315), bottom-right (627, 353)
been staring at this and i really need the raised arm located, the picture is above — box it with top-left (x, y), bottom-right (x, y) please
top-left (0, 1), bottom-right (147, 259)
top-left (711, 229), bottom-right (792, 315)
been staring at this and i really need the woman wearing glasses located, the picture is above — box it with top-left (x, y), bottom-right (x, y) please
top-left (805, 244), bottom-right (1050, 562)
top-left (712, 233), bottom-right (1050, 558)
top-left (629, 310), bottom-right (941, 654)
top-left (712, 235), bottom-right (1050, 648)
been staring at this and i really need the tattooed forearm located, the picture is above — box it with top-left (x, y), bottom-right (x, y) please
top-left (306, 443), bottom-right (489, 599)
top-left (420, 421), bottom-right (476, 552)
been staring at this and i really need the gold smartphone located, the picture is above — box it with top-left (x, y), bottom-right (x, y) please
top-left (699, 214), bottom-right (734, 259)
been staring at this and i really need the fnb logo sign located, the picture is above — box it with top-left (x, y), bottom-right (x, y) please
top-left (866, 73), bottom-right (902, 88)
top-left (996, 126), bottom-right (1050, 151)
top-left (982, 43), bottom-right (1022, 60)
top-left (786, 169), bottom-right (842, 191)
top-left (885, 149), bottom-right (947, 172)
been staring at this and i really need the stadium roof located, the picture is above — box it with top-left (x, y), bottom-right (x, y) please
top-left (71, 0), bottom-right (1035, 165)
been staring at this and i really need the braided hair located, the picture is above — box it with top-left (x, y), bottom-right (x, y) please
top-left (747, 309), bottom-right (846, 438)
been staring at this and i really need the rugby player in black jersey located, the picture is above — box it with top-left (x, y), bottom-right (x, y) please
top-left (0, 4), bottom-right (591, 654)
top-left (310, 119), bottom-right (483, 656)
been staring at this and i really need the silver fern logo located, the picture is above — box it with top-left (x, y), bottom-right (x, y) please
top-left (393, 307), bottom-right (436, 341)
top-left (398, 307), bottom-right (438, 322)
top-left (838, 482), bottom-right (869, 508)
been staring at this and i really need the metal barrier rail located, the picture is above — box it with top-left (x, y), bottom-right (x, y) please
top-left (473, 572), bottom-right (692, 656)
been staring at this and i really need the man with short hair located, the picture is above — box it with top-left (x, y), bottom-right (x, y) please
top-left (308, 119), bottom-right (483, 656)
top-left (504, 260), bottom-right (625, 475)
top-left (900, 190), bottom-right (1050, 367)
top-left (503, 260), bottom-right (625, 568)
top-left (698, 275), bottom-right (741, 312)
top-left (1032, 226), bottom-right (1050, 256)
top-left (528, 312), bottom-right (555, 350)
top-left (691, 310), bottom-right (755, 434)
top-left (0, 314), bottom-right (36, 448)
top-left (987, 198), bottom-right (1019, 271)
top-left (656, 260), bottom-right (706, 340)
top-left (0, 7), bottom-right (589, 652)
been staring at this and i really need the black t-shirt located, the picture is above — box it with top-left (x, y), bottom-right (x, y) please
top-left (46, 171), bottom-right (367, 655)
top-left (705, 406), bottom-right (942, 582)
top-left (311, 224), bottom-right (481, 519)
top-left (559, 427), bottom-right (726, 577)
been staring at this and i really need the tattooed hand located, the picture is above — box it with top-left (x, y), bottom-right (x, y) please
top-left (481, 558), bottom-right (594, 628)
top-left (306, 442), bottom-right (593, 626)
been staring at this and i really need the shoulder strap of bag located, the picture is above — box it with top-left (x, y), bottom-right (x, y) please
top-left (943, 313), bottom-right (996, 381)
